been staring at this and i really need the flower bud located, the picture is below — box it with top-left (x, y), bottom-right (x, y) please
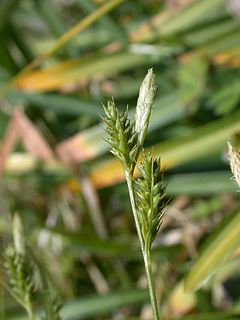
top-left (135, 68), bottom-right (156, 148)
top-left (12, 213), bottom-right (25, 255)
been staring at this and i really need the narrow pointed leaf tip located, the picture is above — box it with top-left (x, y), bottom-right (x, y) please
top-left (135, 68), bottom-right (156, 148)
top-left (227, 140), bottom-right (240, 188)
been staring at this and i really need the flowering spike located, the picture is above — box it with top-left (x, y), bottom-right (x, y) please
top-left (136, 153), bottom-right (168, 246)
top-left (102, 69), bottom-right (164, 319)
top-left (12, 213), bottom-right (25, 255)
top-left (102, 99), bottom-right (138, 171)
top-left (135, 68), bottom-right (156, 150)
top-left (227, 140), bottom-right (240, 188)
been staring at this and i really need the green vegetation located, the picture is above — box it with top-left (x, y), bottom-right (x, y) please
top-left (1, 0), bottom-right (240, 319)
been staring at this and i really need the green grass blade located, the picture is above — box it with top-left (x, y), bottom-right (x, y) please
top-left (9, 288), bottom-right (149, 320)
top-left (0, 36), bottom-right (19, 74)
top-left (0, 0), bottom-right (127, 97)
top-left (167, 171), bottom-right (234, 196)
top-left (159, 0), bottom-right (224, 36)
top-left (15, 51), bottom-right (160, 92)
top-left (179, 313), bottom-right (240, 320)
top-left (183, 19), bottom-right (239, 47)
top-left (28, 0), bottom-right (127, 65)
top-left (76, 0), bottom-right (127, 45)
top-left (61, 289), bottom-right (148, 319)
top-left (178, 55), bottom-right (208, 108)
top-left (8, 22), bottom-right (34, 63)
top-left (8, 90), bottom-right (101, 117)
top-left (32, 0), bottom-right (66, 37)
top-left (50, 228), bottom-right (139, 257)
top-left (184, 210), bottom-right (240, 291)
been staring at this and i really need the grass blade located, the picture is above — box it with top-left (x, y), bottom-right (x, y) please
top-left (9, 288), bottom-right (149, 320)
top-left (0, 0), bottom-right (127, 97)
top-left (184, 210), bottom-right (240, 291)
top-left (8, 90), bottom-right (102, 117)
top-left (15, 52), bottom-right (158, 92)
top-left (159, 0), bottom-right (224, 36)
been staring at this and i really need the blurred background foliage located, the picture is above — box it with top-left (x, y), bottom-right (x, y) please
top-left (1, 0), bottom-right (240, 319)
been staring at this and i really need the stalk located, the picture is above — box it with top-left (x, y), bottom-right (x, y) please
top-left (26, 297), bottom-right (35, 320)
top-left (144, 249), bottom-right (161, 320)
top-left (102, 69), bottom-right (166, 320)
top-left (125, 168), bottom-right (161, 320)
top-left (124, 168), bottom-right (145, 255)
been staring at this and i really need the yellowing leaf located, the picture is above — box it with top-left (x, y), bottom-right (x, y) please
top-left (185, 211), bottom-right (240, 291)
top-left (15, 53), bottom-right (155, 92)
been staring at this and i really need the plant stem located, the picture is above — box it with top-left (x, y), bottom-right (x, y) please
top-left (144, 249), bottom-right (161, 320)
top-left (125, 168), bottom-right (145, 254)
top-left (25, 295), bottom-right (35, 320)
top-left (124, 167), bottom-right (161, 320)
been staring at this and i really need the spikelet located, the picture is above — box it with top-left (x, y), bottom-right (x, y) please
top-left (103, 99), bottom-right (138, 171)
top-left (5, 214), bottom-right (35, 310)
top-left (227, 140), bottom-right (240, 188)
top-left (12, 213), bottom-right (25, 255)
top-left (136, 153), bottom-right (168, 246)
top-left (5, 247), bottom-right (35, 307)
top-left (135, 68), bottom-right (156, 150)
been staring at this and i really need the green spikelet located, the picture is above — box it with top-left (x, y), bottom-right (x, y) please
top-left (5, 247), bottom-right (35, 310)
top-left (136, 153), bottom-right (167, 247)
top-left (103, 99), bottom-right (138, 171)
top-left (135, 68), bottom-right (156, 150)
top-left (4, 214), bottom-right (36, 319)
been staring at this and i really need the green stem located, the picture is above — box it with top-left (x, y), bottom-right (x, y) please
top-left (25, 295), bottom-right (35, 320)
top-left (124, 167), bottom-right (161, 320)
top-left (125, 168), bottom-right (145, 255)
top-left (144, 249), bottom-right (161, 320)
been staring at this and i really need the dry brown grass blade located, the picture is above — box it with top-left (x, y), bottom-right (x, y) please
top-left (213, 48), bottom-right (240, 67)
top-left (0, 112), bottom-right (18, 175)
top-left (78, 172), bottom-right (108, 239)
top-left (0, 108), bottom-right (55, 175)
top-left (14, 109), bottom-right (55, 161)
top-left (56, 132), bottom-right (100, 164)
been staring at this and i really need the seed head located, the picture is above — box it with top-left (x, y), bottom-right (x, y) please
top-left (12, 213), bottom-right (25, 255)
top-left (136, 153), bottom-right (168, 247)
top-left (103, 99), bottom-right (138, 171)
top-left (135, 68), bottom-right (156, 149)
top-left (227, 140), bottom-right (240, 188)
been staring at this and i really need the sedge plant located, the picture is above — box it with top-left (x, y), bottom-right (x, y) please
top-left (103, 69), bottom-right (168, 320)
top-left (3, 213), bottom-right (62, 320)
